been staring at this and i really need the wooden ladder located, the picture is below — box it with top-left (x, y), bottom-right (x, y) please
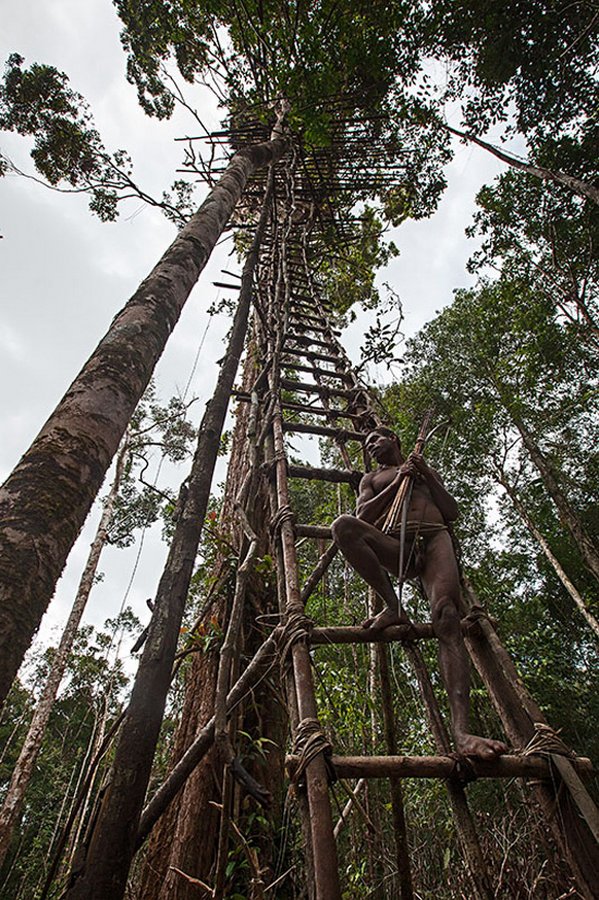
top-left (245, 281), bottom-right (599, 900)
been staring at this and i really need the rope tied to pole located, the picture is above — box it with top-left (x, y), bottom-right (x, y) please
top-left (461, 604), bottom-right (489, 635)
top-left (446, 752), bottom-right (478, 785)
top-left (275, 610), bottom-right (314, 671)
top-left (270, 504), bottom-right (296, 537)
top-left (290, 717), bottom-right (336, 787)
top-left (520, 723), bottom-right (576, 760)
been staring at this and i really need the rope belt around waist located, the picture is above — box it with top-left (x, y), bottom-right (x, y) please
top-left (384, 521), bottom-right (448, 538)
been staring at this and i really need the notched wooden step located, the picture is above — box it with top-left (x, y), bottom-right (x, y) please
top-left (286, 753), bottom-right (594, 782)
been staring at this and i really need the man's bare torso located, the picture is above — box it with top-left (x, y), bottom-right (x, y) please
top-left (361, 466), bottom-right (446, 530)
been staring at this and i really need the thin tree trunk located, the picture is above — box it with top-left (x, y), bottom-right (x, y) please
top-left (63, 168), bottom-right (276, 900)
top-left (443, 123), bottom-right (599, 205)
top-left (497, 469), bottom-right (599, 641)
top-left (0, 127), bottom-right (286, 707)
top-left (0, 434), bottom-right (128, 868)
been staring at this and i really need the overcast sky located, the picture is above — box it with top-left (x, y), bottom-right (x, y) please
top-left (1, 0), bottom-right (508, 672)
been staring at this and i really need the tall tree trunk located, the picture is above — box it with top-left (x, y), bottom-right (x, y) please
top-left (0, 131), bottom-right (286, 707)
top-left (510, 412), bottom-right (599, 584)
top-left (496, 468), bottom-right (599, 641)
top-left (0, 434), bottom-right (128, 868)
top-left (63, 170), bottom-right (276, 900)
top-left (138, 335), bottom-right (285, 900)
top-left (443, 123), bottom-right (599, 205)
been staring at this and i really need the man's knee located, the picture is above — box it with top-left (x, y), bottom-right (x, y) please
top-left (331, 514), bottom-right (357, 547)
top-left (431, 595), bottom-right (461, 638)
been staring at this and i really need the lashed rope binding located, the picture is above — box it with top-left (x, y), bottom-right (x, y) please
top-left (275, 610), bottom-right (313, 671)
top-left (521, 723), bottom-right (576, 759)
top-left (269, 503), bottom-right (295, 537)
top-left (290, 717), bottom-right (336, 787)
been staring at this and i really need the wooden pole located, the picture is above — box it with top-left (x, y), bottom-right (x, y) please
top-left (460, 578), bottom-right (599, 895)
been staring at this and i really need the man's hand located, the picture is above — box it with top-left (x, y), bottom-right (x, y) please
top-left (401, 452), bottom-right (428, 478)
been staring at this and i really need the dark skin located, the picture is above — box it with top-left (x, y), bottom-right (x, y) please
top-left (331, 429), bottom-right (508, 760)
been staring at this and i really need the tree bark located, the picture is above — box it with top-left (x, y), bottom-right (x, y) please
top-left (444, 123), bottom-right (599, 205)
top-left (63, 170), bottom-right (276, 900)
top-left (0, 134), bottom-right (286, 707)
top-left (0, 433), bottom-right (128, 868)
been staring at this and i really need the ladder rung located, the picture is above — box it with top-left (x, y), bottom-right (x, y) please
top-left (311, 623), bottom-right (434, 642)
top-left (286, 753), bottom-right (594, 782)
top-left (212, 281), bottom-right (242, 290)
top-left (289, 311), bottom-right (336, 326)
top-left (291, 301), bottom-right (331, 315)
top-left (282, 401), bottom-right (363, 421)
top-left (289, 308), bottom-right (324, 323)
top-left (290, 321), bottom-right (342, 337)
top-left (283, 362), bottom-right (351, 383)
top-left (288, 464), bottom-right (361, 485)
top-left (281, 379), bottom-right (357, 400)
top-left (296, 525), bottom-right (332, 539)
top-left (283, 347), bottom-right (342, 365)
top-left (283, 422), bottom-right (366, 441)
top-left (286, 333), bottom-right (335, 350)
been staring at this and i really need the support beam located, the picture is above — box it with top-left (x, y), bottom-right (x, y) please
top-left (288, 465), bottom-right (361, 486)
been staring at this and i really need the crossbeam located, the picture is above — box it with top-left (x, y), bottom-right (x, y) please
top-left (286, 754), bottom-right (594, 781)
top-left (310, 621), bottom-right (487, 644)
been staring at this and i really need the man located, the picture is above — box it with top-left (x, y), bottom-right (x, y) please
top-left (332, 426), bottom-right (507, 760)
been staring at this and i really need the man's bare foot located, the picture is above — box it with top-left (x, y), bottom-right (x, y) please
top-left (362, 607), bottom-right (409, 631)
top-left (455, 732), bottom-right (509, 760)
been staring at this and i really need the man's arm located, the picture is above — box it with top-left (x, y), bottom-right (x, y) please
top-left (356, 470), bottom-right (405, 524)
top-left (410, 453), bottom-right (459, 522)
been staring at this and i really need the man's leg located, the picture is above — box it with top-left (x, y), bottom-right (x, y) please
top-left (331, 515), bottom-right (408, 629)
top-left (421, 531), bottom-right (507, 760)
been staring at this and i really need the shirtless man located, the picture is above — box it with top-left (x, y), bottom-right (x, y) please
top-left (331, 426), bottom-right (507, 760)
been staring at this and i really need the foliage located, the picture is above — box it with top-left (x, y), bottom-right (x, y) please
top-left (467, 167), bottom-right (598, 338)
top-left (108, 382), bottom-right (197, 547)
top-left (0, 53), bottom-right (134, 220)
top-left (423, 0), bottom-right (599, 143)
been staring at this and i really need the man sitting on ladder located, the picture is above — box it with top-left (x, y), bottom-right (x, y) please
top-left (332, 425), bottom-right (508, 760)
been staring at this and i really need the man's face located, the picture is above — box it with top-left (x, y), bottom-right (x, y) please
top-left (365, 431), bottom-right (398, 463)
